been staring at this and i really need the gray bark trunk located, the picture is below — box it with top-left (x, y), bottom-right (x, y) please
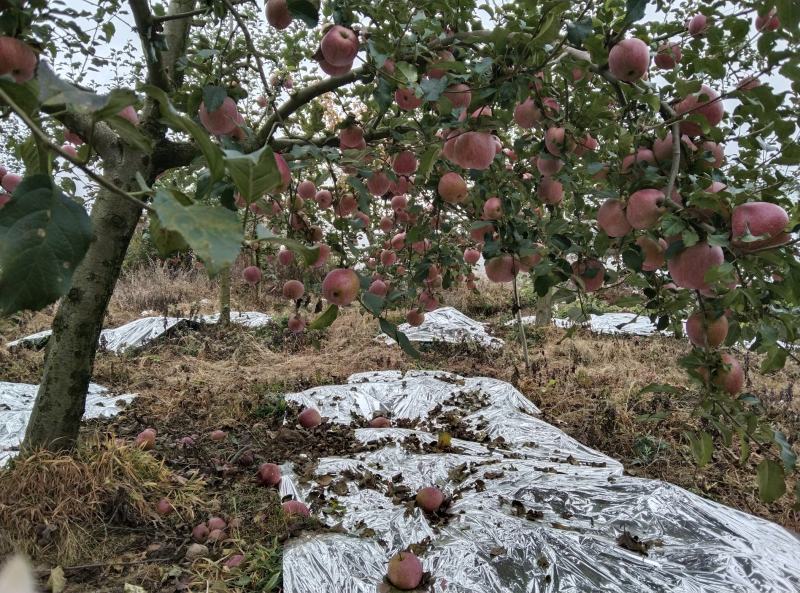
top-left (22, 149), bottom-right (148, 451)
top-left (534, 288), bottom-right (554, 326)
top-left (20, 0), bottom-right (196, 452)
top-left (218, 267), bottom-right (231, 325)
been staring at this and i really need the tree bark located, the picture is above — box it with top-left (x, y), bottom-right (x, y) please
top-left (22, 148), bottom-right (149, 451)
top-left (534, 288), bottom-right (554, 327)
top-left (218, 267), bottom-right (231, 325)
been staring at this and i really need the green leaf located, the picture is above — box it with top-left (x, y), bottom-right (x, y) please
top-left (255, 225), bottom-right (319, 266)
top-left (0, 175), bottom-right (92, 315)
top-left (361, 292), bottom-right (384, 316)
top-left (0, 79), bottom-right (39, 115)
top-left (143, 85), bottom-right (225, 180)
top-left (760, 345), bottom-right (787, 373)
top-left (534, 274), bottom-right (552, 297)
top-left (757, 459), bottom-right (786, 503)
top-left (224, 145), bottom-right (283, 203)
top-left (395, 61), bottom-right (418, 84)
top-left (775, 0), bottom-right (799, 34)
top-left (152, 190), bottom-right (242, 275)
top-left (287, 0), bottom-right (319, 27)
top-left (379, 318), bottom-right (420, 359)
top-left (417, 145), bottom-right (441, 182)
top-left (674, 79), bottom-right (702, 97)
top-left (149, 191), bottom-right (191, 257)
top-left (776, 143), bottom-right (800, 165)
top-left (566, 17), bottom-right (593, 46)
top-left (18, 136), bottom-right (43, 174)
top-left (105, 114), bottom-right (153, 152)
top-left (773, 430), bottom-right (797, 470)
top-left (623, 0), bottom-right (648, 24)
top-left (202, 85), bottom-right (227, 112)
top-left (37, 62), bottom-right (136, 119)
top-left (420, 76), bottom-right (447, 101)
top-left (687, 431), bottom-right (713, 467)
top-left (622, 248), bottom-right (643, 272)
top-left (308, 304), bottom-right (338, 330)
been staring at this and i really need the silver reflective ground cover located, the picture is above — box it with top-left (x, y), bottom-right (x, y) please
top-left (379, 307), bottom-right (504, 348)
top-left (0, 382), bottom-right (135, 466)
top-left (5, 311), bottom-right (272, 352)
top-left (281, 371), bottom-right (800, 593)
top-left (509, 312), bottom-right (669, 337)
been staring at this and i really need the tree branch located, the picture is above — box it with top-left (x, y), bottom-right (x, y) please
top-left (128, 0), bottom-right (171, 91)
top-left (160, 125), bottom-right (413, 171)
top-left (162, 0), bottom-right (199, 88)
top-left (0, 86), bottom-right (153, 212)
top-left (256, 66), bottom-right (371, 145)
top-left (40, 106), bottom-right (122, 163)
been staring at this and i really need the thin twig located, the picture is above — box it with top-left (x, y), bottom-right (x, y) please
top-left (221, 0), bottom-right (271, 97)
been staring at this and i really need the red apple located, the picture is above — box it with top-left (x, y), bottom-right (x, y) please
top-left (667, 241), bottom-right (724, 291)
top-left (537, 177), bottom-right (563, 205)
top-left (626, 189), bottom-right (666, 230)
top-left (416, 486), bottom-right (444, 513)
top-left (320, 25), bottom-right (359, 67)
top-left (243, 266), bottom-right (261, 285)
top-left (687, 14), bottom-right (708, 37)
top-left (686, 311), bottom-right (728, 348)
top-left (265, 0), bottom-right (292, 29)
top-left (597, 198), bottom-right (632, 237)
top-left (513, 98), bottom-right (541, 128)
top-left (258, 462), bottom-right (282, 486)
top-left (395, 87), bottom-right (423, 110)
top-left (654, 43), bottom-right (682, 69)
top-left (731, 202), bottom-right (789, 251)
top-left (636, 236), bottom-right (667, 271)
top-left (675, 84), bottom-right (723, 137)
top-left (438, 172), bottom-right (468, 204)
top-left (321, 268), bottom-right (360, 306)
top-left (282, 500), bottom-right (310, 517)
top-left (443, 83), bottom-right (471, 109)
top-left (572, 259), bottom-right (605, 292)
top-left (199, 97), bottom-right (240, 136)
top-left (0, 36), bottom-right (37, 83)
top-left (387, 552), bottom-right (423, 590)
top-left (608, 38), bottom-right (650, 83)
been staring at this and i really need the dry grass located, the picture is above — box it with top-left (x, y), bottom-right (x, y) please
top-left (110, 262), bottom-right (217, 321)
top-left (0, 435), bottom-right (205, 565)
top-left (1, 260), bottom-right (798, 592)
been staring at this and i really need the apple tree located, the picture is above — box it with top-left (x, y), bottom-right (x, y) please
top-left (0, 0), bottom-right (798, 501)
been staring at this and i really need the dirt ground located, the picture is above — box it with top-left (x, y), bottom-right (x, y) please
top-left (0, 262), bottom-right (798, 592)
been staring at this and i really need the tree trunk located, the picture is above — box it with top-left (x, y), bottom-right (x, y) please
top-left (22, 149), bottom-right (148, 452)
top-left (534, 287), bottom-right (554, 326)
top-left (218, 267), bottom-right (231, 325)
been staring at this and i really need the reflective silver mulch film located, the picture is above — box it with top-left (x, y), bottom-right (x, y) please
top-left (280, 370), bottom-right (800, 593)
top-left (509, 312), bottom-right (668, 337)
top-left (378, 307), bottom-right (504, 349)
top-left (5, 311), bottom-right (272, 353)
top-left (0, 382), bottom-right (135, 466)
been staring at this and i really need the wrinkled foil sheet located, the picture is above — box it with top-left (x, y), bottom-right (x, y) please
top-left (281, 370), bottom-right (800, 593)
top-left (0, 382), bottom-right (136, 466)
top-left (5, 311), bottom-right (272, 353)
top-left (553, 313), bottom-right (670, 337)
top-left (378, 307), bottom-right (504, 349)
